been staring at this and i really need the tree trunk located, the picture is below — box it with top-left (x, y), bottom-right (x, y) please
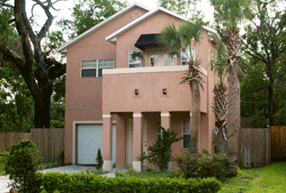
top-left (189, 82), bottom-right (200, 154)
top-left (227, 60), bottom-right (239, 165)
top-left (34, 93), bottom-right (51, 128)
top-left (217, 130), bottom-right (227, 153)
top-left (268, 75), bottom-right (274, 126)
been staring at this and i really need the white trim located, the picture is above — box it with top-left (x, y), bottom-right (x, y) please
top-left (106, 7), bottom-right (220, 44)
top-left (133, 161), bottom-right (142, 172)
top-left (103, 65), bottom-right (207, 76)
top-left (190, 113), bottom-right (192, 117)
top-left (160, 113), bottom-right (171, 117)
top-left (103, 160), bottom-right (113, 171)
top-left (72, 120), bottom-right (116, 164)
top-left (128, 50), bottom-right (141, 68)
top-left (57, 3), bottom-right (150, 53)
top-left (102, 114), bottom-right (112, 118)
top-left (133, 113), bottom-right (143, 118)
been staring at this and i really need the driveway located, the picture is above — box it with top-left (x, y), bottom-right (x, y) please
top-left (0, 165), bottom-right (116, 193)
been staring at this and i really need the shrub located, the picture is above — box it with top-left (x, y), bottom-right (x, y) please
top-left (175, 149), bottom-right (237, 180)
top-left (5, 140), bottom-right (43, 192)
top-left (138, 126), bottom-right (183, 172)
top-left (95, 148), bottom-right (103, 170)
top-left (114, 168), bottom-right (136, 177)
top-left (41, 172), bottom-right (221, 193)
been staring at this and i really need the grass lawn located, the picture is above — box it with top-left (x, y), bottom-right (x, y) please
top-left (131, 162), bottom-right (286, 192)
top-left (220, 162), bottom-right (286, 193)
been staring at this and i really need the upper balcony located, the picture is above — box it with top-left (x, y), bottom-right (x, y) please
top-left (102, 65), bottom-right (208, 114)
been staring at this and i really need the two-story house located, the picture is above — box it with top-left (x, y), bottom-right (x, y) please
top-left (58, 3), bottom-right (227, 172)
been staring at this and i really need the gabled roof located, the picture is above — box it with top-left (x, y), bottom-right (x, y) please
top-left (57, 3), bottom-right (150, 53)
top-left (105, 6), bottom-right (221, 44)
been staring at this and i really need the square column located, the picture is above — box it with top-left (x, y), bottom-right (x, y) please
top-left (160, 112), bottom-right (171, 130)
top-left (133, 113), bottom-right (143, 172)
top-left (102, 114), bottom-right (113, 171)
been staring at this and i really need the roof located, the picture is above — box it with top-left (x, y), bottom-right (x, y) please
top-left (57, 2), bottom-right (150, 53)
top-left (105, 6), bottom-right (221, 44)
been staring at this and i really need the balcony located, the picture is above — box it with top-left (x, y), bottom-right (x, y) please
top-left (102, 65), bottom-right (207, 114)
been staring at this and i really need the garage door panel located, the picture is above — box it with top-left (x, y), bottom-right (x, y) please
top-left (78, 124), bottom-right (116, 165)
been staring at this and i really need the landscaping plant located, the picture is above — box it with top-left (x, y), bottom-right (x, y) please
top-left (138, 126), bottom-right (183, 172)
top-left (95, 148), bottom-right (103, 170)
top-left (5, 139), bottom-right (43, 192)
top-left (175, 149), bottom-right (237, 180)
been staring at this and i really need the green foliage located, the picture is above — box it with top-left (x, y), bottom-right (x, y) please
top-left (158, 0), bottom-right (203, 18)
top-left (138, 126), bottom-right (183, 172)
top-left (95, 148), bottom-right (103, 170)
top-left (41, 172), bottom-right (221, 192)
top-left (58, 0), bottom-right (127, 39)
top-left (4, 140), bottom-right (43, 192)
top-left (175, 149), bottom-right (237, 180)
top-left (161, 19), bottom-right (204, 60)
top-left (114, 168), bottom-right (136, 177)
top-left (210, 0), bottom-right (252, 30)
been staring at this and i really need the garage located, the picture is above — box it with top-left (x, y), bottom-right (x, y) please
top-left (78, 124), bottom-right (116, 165)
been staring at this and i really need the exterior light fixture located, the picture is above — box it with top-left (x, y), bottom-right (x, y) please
top-left (135, 89), bottom-right (139, 95)
top-left (163, 88), bottom-right (167, 95)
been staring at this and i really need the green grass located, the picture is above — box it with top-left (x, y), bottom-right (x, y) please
top-left (219, 162), bottom-right (286, 193)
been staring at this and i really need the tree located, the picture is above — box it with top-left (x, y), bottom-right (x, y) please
top-left (158, 0), bottom-right (201, 17)
top-left (58, 0), bottom-right (127, 39)
top-left (242, 0), bottom-right (286, 126)
top-left (0, 0), bottom-right (66, 128)
top-left (161, 19), bottom-right (204, 154)
top-left (210, 0), bottom-right (252, 164)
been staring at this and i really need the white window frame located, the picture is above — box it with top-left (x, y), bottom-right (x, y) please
top-left (128, 51), bottom-right (141, 68)
top-left (181, 47), bottom-right (195, 65)
top-left (157, 120), bottom-right (161, 140)
top-left (182, 120), bottom-right (190, 149)
top-left (81, 59), bottom-right (114, 78)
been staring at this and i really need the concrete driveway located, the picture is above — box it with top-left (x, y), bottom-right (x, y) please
top-left (0, 165), bottom-right (116, 193)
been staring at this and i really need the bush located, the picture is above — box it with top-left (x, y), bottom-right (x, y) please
top-left (138, 126), bottom-right (183, 172)
top-left (41, 172), bottom-right (221, 193)
top-left (5, 140), bottom-right (43, 192)
top-left (175, 149), bottom-right (237, 180)
top-left (95, 148), bottom-right (103, 170)
top-left (114, 168), bottom-right (136, 177)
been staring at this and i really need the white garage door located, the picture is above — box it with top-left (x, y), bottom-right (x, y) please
top-left (78, 124), bottom-right (116, 165)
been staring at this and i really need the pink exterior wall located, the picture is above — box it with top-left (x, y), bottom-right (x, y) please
top-left (64, 7), bottom-right (148, 163)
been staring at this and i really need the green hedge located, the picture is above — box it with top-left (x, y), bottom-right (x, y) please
top-left (39, 172), bottom-right (221, 193)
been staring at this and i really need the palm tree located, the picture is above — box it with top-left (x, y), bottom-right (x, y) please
top-left (210, 0), bottom-right (251, 164)
top-left (161, 20), bottom-right (204, 154)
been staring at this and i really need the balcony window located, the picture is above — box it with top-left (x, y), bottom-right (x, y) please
top-left (182, 120), bottom-right (190, 149)
top-left (81, 59), bottom-right (114, 78)
top-left (181, 47), bottom-right (195, 65)
top-left (145, 48), bottom-right (177, 67)
top-left (128, 51), bottom-right (141, 68)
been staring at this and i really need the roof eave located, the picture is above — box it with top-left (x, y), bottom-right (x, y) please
top-left (57, 2), bottom-right (150, 53)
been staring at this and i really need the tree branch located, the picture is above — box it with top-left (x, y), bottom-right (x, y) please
top-left (0, 43), bottom-right (24, 68)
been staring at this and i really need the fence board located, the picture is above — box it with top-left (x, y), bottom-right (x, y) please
top-left (240, 128), bottom-right (271, 168)
top-left (271, 126), bottom-right (286, 161)
top-left (31, 128), bottom-right (64, 163)
top-left (0, 132), bottom-right (31, 151)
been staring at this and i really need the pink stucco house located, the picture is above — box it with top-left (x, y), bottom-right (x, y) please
top-left (58, 3), bottom-right (233, 172)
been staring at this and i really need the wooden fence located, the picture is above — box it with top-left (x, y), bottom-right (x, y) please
top-left (31, 128), bottom-right (64, 163)
top-left (239, 128), bottom-right (271, 168)
top-left (271, 126), bottom-right (286, 162)
top-left (0, 132), bottom-right (31, 151)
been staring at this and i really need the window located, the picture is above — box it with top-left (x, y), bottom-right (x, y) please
top-left (182, 120), bottom-right (190, 149)
top-left (157, 120), bottom-right (161, 140)
top-left (128, 51), bottom-right (141, 68)
top-left (164, 54), bottom-right (173, 66)
top-left (181, 47), bottom-right (195, 65)
top-left (81, 59), bottom-right (114, 78)
top-left (150, 54), bottom-right (159, 66)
